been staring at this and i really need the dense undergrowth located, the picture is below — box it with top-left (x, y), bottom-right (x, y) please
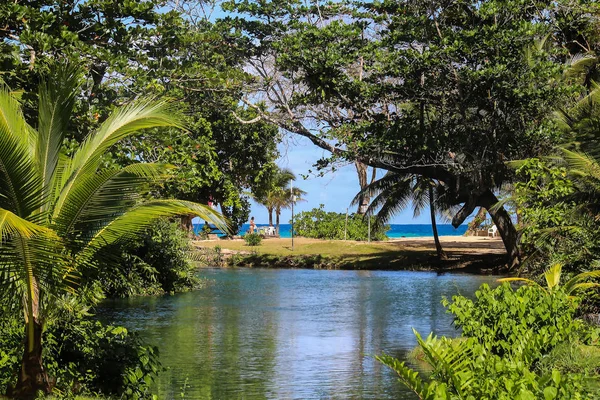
top-left (92, 219), bottom-right (203, 297)
top-left (0, 313), bottom-right (159, 399)
top-left (381, 282), bottom-right (600, 399)
top-left (0, 220), bottom-right (201, 399)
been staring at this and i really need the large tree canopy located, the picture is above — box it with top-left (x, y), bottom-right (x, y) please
top-left (0, 0), bottom-right (281, 234)
top-left (223, 0), bottom-right (600, 266)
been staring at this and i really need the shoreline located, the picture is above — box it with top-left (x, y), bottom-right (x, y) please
top-left (193, 236), bottom-right (507, 273)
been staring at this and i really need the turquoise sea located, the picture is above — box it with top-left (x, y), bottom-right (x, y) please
top-left (194, 223), bottom-right (467, 238)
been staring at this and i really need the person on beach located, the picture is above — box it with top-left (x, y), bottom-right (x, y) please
top-left (249, 216), bottom-right (256, 234)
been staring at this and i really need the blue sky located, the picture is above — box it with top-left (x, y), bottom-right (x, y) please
top-left (247, 135), bottom-right (439, 225)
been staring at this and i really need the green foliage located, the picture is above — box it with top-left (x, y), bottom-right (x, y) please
top-left (224, 0), bottom-right (588, 256)
top-left (0, 67), bottom-right (225, 395)
top-left (244, 233), bottom-right (263, 246)
top-left (252, 166), bottom-right (306, 234)
top-left (378, 283), bottom-right (600, 399)
top-left (512, 154), bottom-right (600, 273)
top-left (0, 314), bottom-right (160, 399)
top-left (0, 0), bottom-right (280, 239)
top-left (93, 219), bottom-right (201, 297)
top-left (293, 205), bottom-right (388, 241)
top-left (499, 262), bottom-right (600, 295)
top-left (220, 195), bottom-right (252, 237)
top-left (538, 340), bottom-right (600, 388)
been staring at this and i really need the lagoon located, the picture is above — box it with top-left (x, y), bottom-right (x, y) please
top-left (98, 268), bottom-right (499, 399)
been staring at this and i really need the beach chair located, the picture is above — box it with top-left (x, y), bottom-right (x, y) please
top-left (488, 225), bottom-right (498, 238)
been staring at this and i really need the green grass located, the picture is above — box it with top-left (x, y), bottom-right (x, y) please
top-left (201, 237), bottom-right (429, 256)
top-left (198, 237), bottom-right (506, 271)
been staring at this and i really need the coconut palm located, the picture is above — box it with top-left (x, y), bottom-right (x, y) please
top-left (0, 67), bottom-right (226, 397)
top-left (272, 182), bottom-right (306, 234)
top-left (254, 167), bottom-right (306, 233)
top-left (353, 173), bottom-right (455, 260)
top-left (254, 167), bottom-right (295, 226)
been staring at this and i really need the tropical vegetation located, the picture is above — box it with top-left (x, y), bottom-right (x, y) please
top-left (244, 233), bottom-right (263, 246)
top-left (0, 0), bottom-right (600, 398)
top-left (378, 281), bottom-right (600, 399)
top-left (355, 173), bottom-right (453, 259)
top-left (0, 68), bottom-right (224, 397)
top-left (254, 167), bottom-right (306, 234)
top-left (293, 206), bottom-right (388, 241)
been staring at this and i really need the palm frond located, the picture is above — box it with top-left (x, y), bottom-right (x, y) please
top-left (414, 330), bottom-right (474, 396)
top-left (497, 277), bottom-right (540, 287)
top-left (370, 186), bottom-right (412, 226)
top-left (543, 263), bottom-right (562, 290)
top-left (351, 172), bottom-right (407, 206)
top-left (560, 148), bottom-right (600, 181)
top-left (411, 177), bottom-right (430, 218)
top-left (564, 54), bottom-right (599, 80)
top-left (0, 209), bottom-right (49, 241)
top-left (0, 88), bottom-right (43, 218)
top-left (0, 83), bottom-right (30, 146)
top-left (376, 353), bottom-right (434, 400)
top-left (54, 100), bottom-right (184, 219)
top-left (79, 200), bottom-right (228, 259)
top-left (36, 65), bottom-right (81, 193)
top-left (54, 163), bottom-right (172, 238)
top-left (563, 270), bottom-right (600, 294)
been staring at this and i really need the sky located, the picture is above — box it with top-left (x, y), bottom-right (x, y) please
top-left (247, 134), bottom-right (441, 226)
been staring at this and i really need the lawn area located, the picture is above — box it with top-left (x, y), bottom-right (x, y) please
top-left (195, 236), bottom-right (506, 271)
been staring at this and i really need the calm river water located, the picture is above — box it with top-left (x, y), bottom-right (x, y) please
top-left (97, 268), bottom-right (499, 399)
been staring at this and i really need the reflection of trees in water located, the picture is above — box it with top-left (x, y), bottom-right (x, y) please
top-left (99, 270), bottom-right (499, 399)
top-left (153, 273), bottom-right (279, 399)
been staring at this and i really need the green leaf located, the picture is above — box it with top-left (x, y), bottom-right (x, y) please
top-left (543, 386), bottom-right (557, 400)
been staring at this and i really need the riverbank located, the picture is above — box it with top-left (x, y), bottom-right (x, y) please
top-left (194, 236), bottom-right (507, 272)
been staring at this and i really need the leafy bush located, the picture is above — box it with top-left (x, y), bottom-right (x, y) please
top-left (0, 314), bottom-right (160, 399)
top-left (513, 159), bottom-right (600, 274)
top-left (244, 232), bottom-right (263, 246)
top-left (378, 283), bottom-right (600, 399)
top-left (92, 219), bottom-right (200, 297)
top-left (293, 205), bottom-right (388, 241)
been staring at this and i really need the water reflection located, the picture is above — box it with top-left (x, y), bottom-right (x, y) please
top-left (98, 269), bottom-right (499, 399)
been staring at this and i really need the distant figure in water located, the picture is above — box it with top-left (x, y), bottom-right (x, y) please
top-left (249, 216), bottom-right (256, 234)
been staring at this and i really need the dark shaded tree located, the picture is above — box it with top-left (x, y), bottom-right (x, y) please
top-left (223, 0), bottom-right (600, 267)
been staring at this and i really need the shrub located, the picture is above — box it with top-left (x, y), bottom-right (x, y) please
top-left (293, 205), bottom-right (388, 241)
top-left (92, 219), bottom-right (200, 297)
top-left (0, 314), bottom-right (160, 399)
top-left (244, 232), bottom-right (263, 246)
top-left (513, 159), bottom-right (600, 274)
top-left (378, 283), bottom-right (600, 399)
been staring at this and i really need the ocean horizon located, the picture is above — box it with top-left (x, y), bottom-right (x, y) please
top-left (194, 223), bottom-right (467, 238)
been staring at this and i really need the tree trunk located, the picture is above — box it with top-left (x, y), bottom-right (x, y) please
top-left (355, 161), bottom-right (370, 214)
top-left (465, 207), bottom-right (487, 236)
top-left (268, 207), bottom-right (273, 226)
top-left (275, 209), bottom-right (280, 234)
top-left (11, 320), bottom-right (51, 399)
top-left (180, 214), bottom-right (195, 236)
top-left (429, 186), bottom-right (447, 260)
top-left (478, 190), bottom-right (521, 269)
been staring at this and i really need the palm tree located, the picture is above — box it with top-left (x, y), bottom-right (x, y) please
top-left (0, 67), bottom-right (225, 398)
top-left (272, 182), bottom-right (306, 234)
top-left (353, 172), bottom-right (453, 260)
top-left (254, 167), bottom-right (306, 233)
top-left (255, 167), bottom-right (295, 226)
